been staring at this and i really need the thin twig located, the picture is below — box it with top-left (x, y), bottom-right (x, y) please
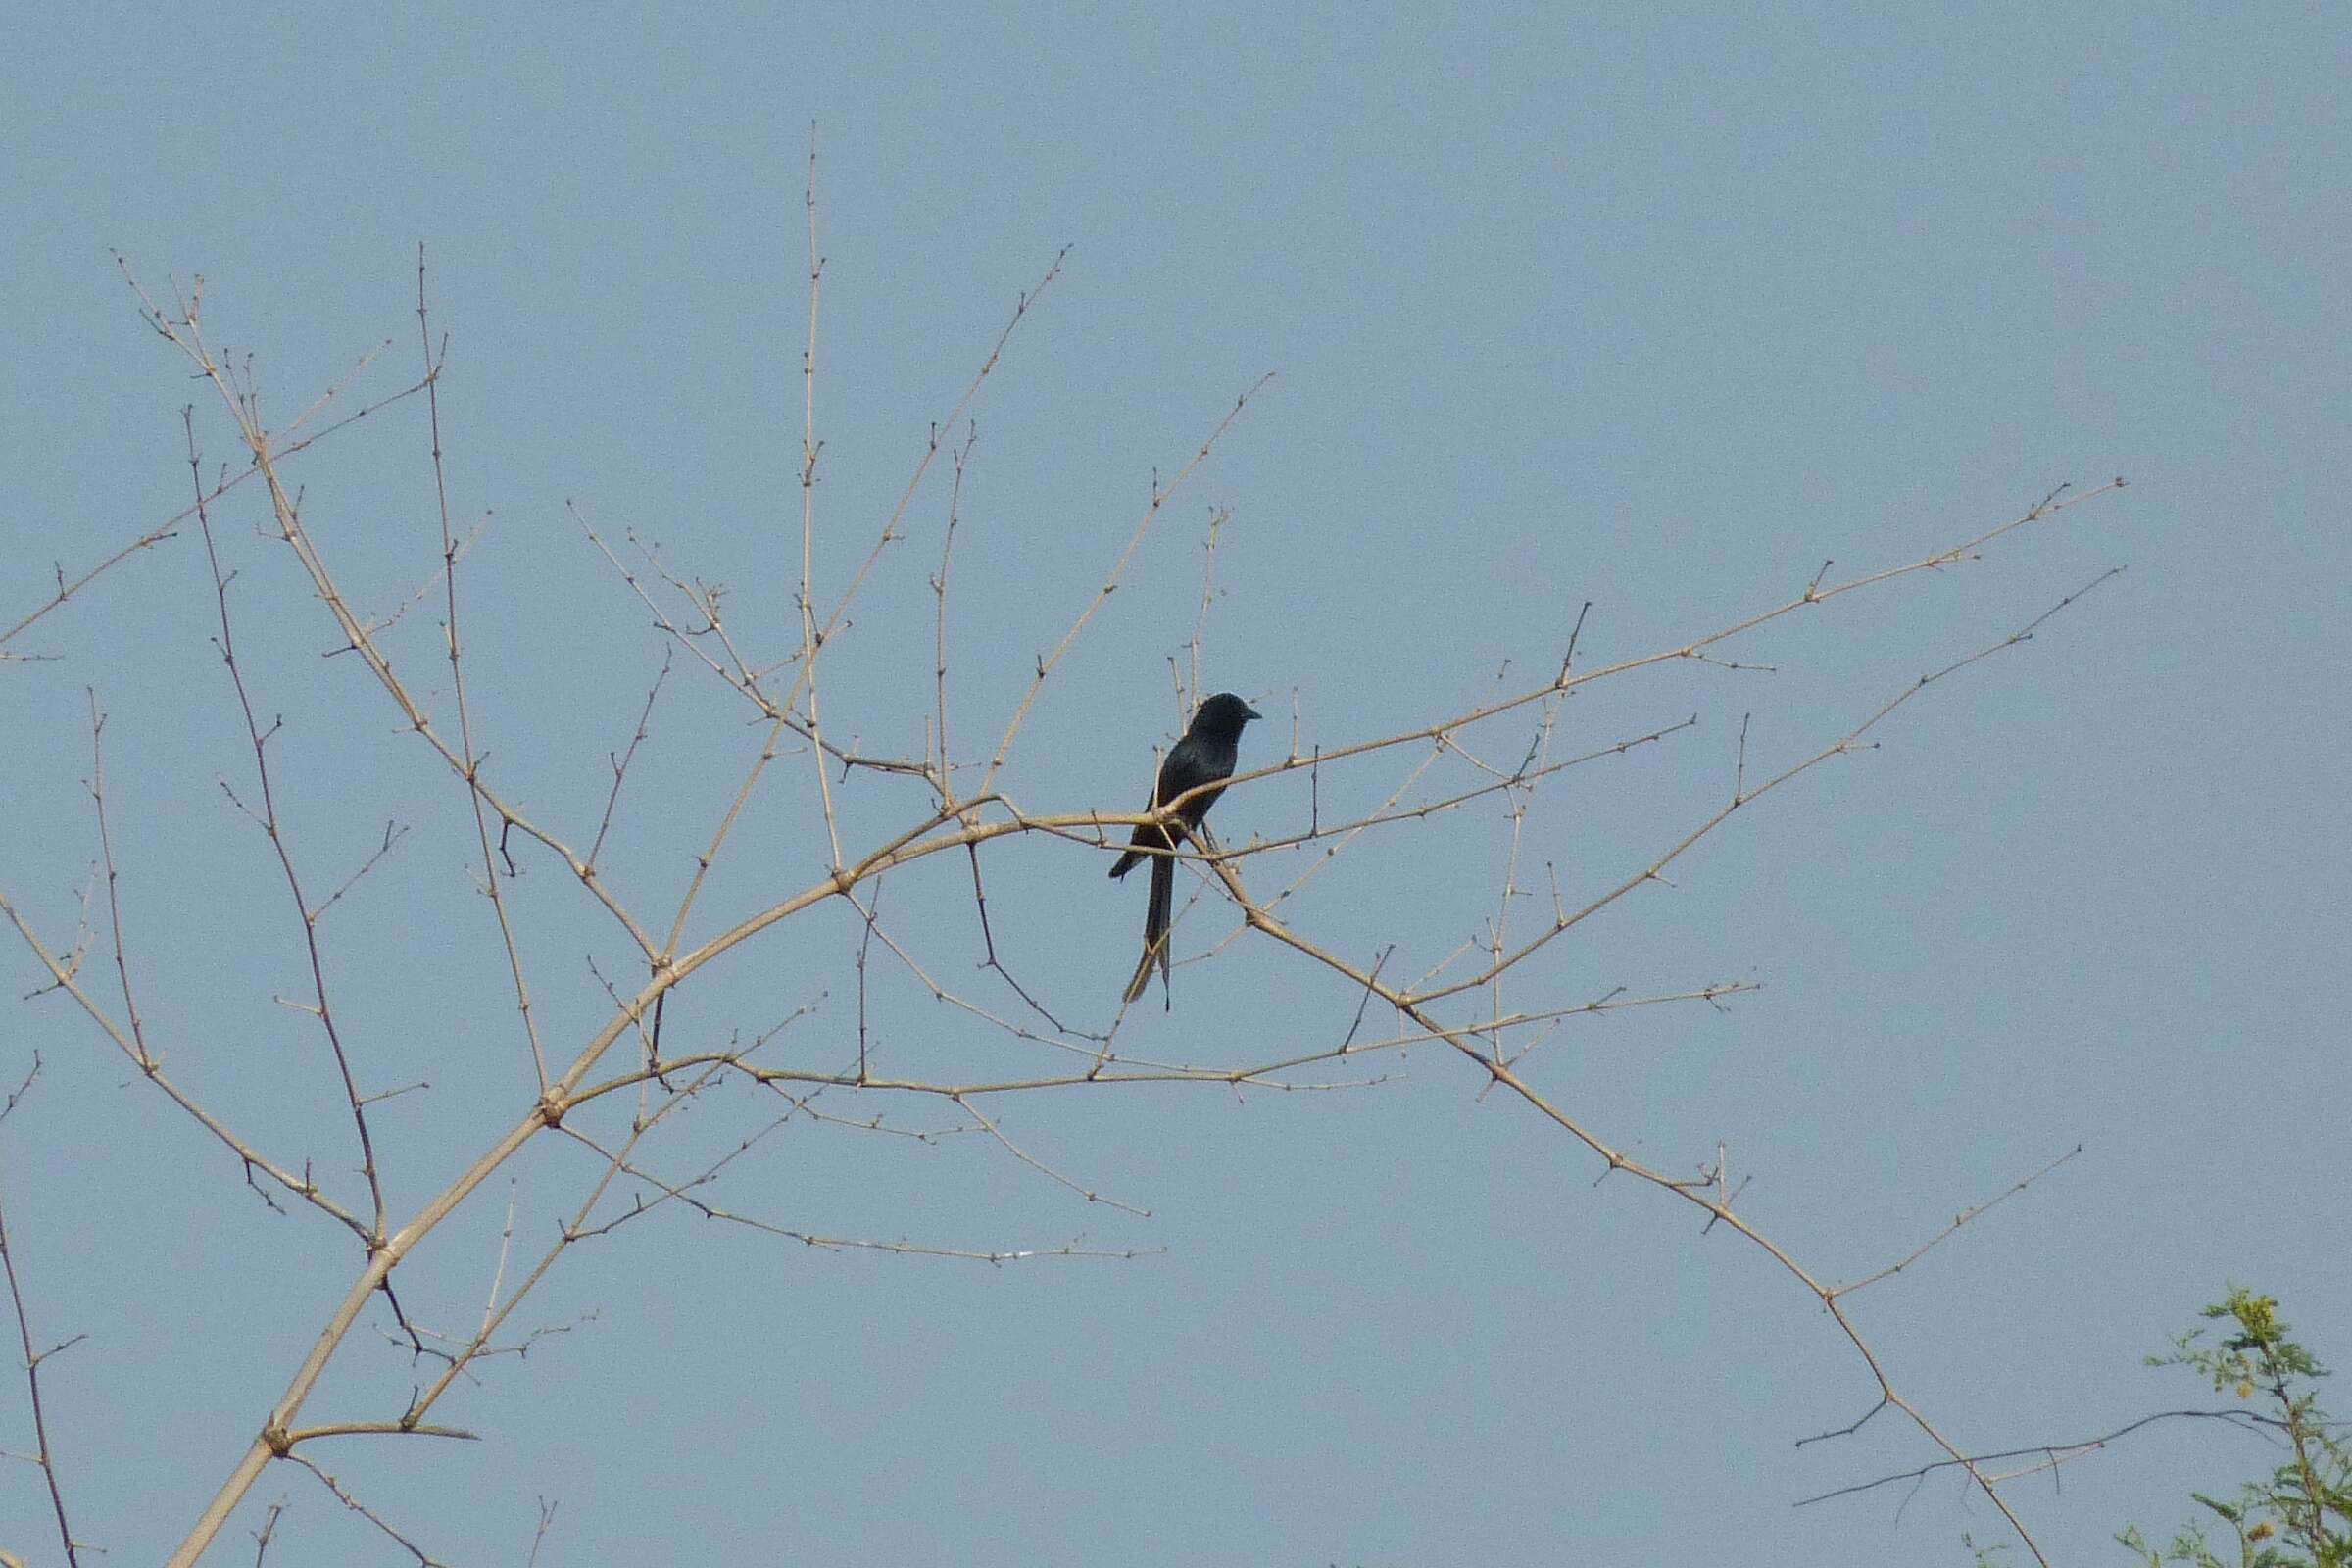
top-left (980, 373), bottom-right (1275, 797)
top-left (952, 1095), bottom-right (1151, 1217)
top-left (588, 649), bottom-right (670, 870)
top-left (284, 1452), bottom-right (450, 1567)
top-left (1795, 1406), bottom-right (2276, 1507)
top-left (1830, 1145), bottom-right (2082, 1301)
top-left (0, 1129), bottom-right (82, 1567)
top-left (417, 244), bottom-right (553, 1090)
top-left (186, 414), bottom-right (390, 1240)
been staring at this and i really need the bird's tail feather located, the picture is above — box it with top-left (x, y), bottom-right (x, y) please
top-left (1122, 854), bottom-right (1176, 1005)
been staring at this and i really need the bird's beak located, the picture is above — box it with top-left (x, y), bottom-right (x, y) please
top-left (1244, 703), bottom-right (1262, 720)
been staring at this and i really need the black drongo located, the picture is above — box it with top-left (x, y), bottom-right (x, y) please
top-left (1109, 691), bottom-right (1261, 1004)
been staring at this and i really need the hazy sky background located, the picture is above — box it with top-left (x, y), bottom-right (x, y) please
top-left (4, 5), bottom-right (2346, 1565)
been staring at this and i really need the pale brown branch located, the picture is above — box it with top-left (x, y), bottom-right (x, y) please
top-left (579, 515), bottom-right (934, 780)
top-left (310, 821), bottom-right (408, 925)
top-left (1485, 695), bottom-right (1563, 1033)
top-left (572, 1118), bottom-right (1149, 1264)
top-left (346, 513), bottom-right (489, 651)
top-left (683, 1215), bottom-right (1155, 1265)
top-left (284, 1422), bottom-right (478, 1444)
top-left (1169, 570), bottom-right (2131, 1568)
top-left (417, 245), bottom-right (552, 1091)
top-left (980, 372), bottom-right (1274, 797)
top-left (2, 890), bottom-right (367, 1234)
top-left (4, 316), bottom-right (427, 659)
top-left (2, 520), bottom-right (180, 658)
top-left (581, 517), bottom-right (773, 707)
top-left (818, 249), bottom-right (1068, 656)
top-left (282, 335), bottom-right (395, 438)
top-left (404, 1104), bottom-right (678, 1423)
top-left (1830, 1145), bottom-right (2082, 1300)
top-left (123, 260), bottom-right (662, 969)
top-left (952, 1094), bottom-right (1151, 1217)
top-left (402, 1006), bottom-right (813, 1426)
top-left (798, 134), bottom-right (847, 875)
top-left (1213, 843), bottom-right (2056, 1558)
top-left (587, 649), bottom-right (669, 870)
top-left (599, 247), bottom-right (1061, 969)
top-left (932, 428), bottom-right (977, 807)
top-left (1184, 504), bottom-right (1234, 716)
top-left (1404, 570), bottom-right (2126, 1008)
top-left (85, 696), bottom-right (150, 1069)
top-left (1155, 480), bottom-right (2132, 822)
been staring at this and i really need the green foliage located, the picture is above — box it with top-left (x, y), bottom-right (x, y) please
top-left (1963, 1531), bottom-right (2013, 1565)
top-left (2119, 1288), bottom-right (2351, 1568)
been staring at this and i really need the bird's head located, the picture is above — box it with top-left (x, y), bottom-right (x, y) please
top-left (1192, 692), bottom-right (1262, 738)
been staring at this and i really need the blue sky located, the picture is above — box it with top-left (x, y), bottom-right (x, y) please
top-left (4, 5), bottom-right (2346, 1564)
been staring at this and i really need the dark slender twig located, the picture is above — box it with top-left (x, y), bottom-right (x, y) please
top-left (186, 410), bottom-right (390, 1242)
top-left (0, 1125), bottom-right (82, 1566)
top-left (285, 1451), bottom-right (450, 1567)
top-left (1795, 1407), bottom-right (2278, 1506)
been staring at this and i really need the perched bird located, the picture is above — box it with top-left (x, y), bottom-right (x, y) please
top-left (1109, 691), bottom-right (1261, 1004)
